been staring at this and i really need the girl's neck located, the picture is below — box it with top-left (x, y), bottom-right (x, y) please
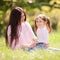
top-left (38, 25), bottom-right (45, 29)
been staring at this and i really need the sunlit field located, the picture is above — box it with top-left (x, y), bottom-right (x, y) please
top-left (0, 32), bottom-right (60, 60)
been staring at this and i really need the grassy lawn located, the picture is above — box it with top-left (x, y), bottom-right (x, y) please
top-left (0, 32), bottom-right (60, 60)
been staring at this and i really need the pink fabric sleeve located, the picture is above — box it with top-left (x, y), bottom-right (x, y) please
top-left (18, 22), bottom-right (37, 47)
top-left (25, 22), bottom-right (36, 39)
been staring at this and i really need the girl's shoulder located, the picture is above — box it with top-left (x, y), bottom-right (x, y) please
top-left (37, 26), bottom-right (48, 33)
top-left (8, 25), bottom-right (11, 29)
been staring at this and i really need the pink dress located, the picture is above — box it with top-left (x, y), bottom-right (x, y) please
top-left (7, 22), bottom-right (36, 49)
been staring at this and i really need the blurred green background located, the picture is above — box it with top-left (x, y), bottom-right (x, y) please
top-left (0, 0), bottom-right (60, 37)
top-left (0, 0), bottom-right (60, 60)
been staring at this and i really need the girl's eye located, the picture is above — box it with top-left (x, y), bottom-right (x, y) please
top-left (39, 21), bottom-right (42, 23)
top-left (36, 21), bottom-right (42, 23)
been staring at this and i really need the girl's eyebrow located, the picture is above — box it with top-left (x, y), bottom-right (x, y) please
top-left (38, 18), bottom-right (43, 20)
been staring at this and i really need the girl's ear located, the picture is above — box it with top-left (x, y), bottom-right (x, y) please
top-left (45, 20), bottom-right (47, 25)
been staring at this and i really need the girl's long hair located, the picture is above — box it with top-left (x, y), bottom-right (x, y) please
top-left (46, 17), bottom-right (51, 33)
top-left (5, 7), bottom-right (26, 47)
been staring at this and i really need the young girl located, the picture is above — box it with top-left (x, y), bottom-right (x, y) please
top-left (5, 7), bottom-right (36, 50)
top-left (34, 15), bottom-right (60, 51)
top-left (34, 14), bottom-right (51, 49)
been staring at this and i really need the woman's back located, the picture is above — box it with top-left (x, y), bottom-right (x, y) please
top-left (7, 25), bottom-right (22, 49)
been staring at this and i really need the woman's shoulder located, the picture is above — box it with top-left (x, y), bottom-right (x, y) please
top-left (7, 25), bottom-right (11, 35)
top-left (25, 21), bottom-right (30, 26)
top-left (8, 25), bottom-right (11, 31)
top-left (22, 22), bottom-right (31, 28)
top-left (8, 25), bottom-right (11, 29)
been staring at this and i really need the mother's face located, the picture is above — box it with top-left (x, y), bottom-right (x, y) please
top-left (21, 12), bottom-right (25, 23)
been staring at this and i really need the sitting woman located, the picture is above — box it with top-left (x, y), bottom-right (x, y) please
top-left (5, 7), bottom-right (37, 50)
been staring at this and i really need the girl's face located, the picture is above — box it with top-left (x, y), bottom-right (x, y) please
top-left (35, 18), bottom-right (45, 28)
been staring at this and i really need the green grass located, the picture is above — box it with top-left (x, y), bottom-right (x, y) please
top-left (49, 32), bottom-right (60, 48)
top-left (0, 32), bottom-right (60, 60)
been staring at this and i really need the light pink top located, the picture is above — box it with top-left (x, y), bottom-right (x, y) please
top-left (7, 25), bottom-right (22, 49)
top-left (19, 22), bottom-right (36, 46)
top-left (36, 26), bottom-right (49, 44)
top-left (7, 22), bottom-right (36, 49)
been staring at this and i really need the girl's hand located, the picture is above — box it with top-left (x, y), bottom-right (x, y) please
top-left (33, 39), bottom-right (38, 44)
top-left (45, 43), bottom-right (49, 48)
top-left (29, 41), bottom-right (37, 48)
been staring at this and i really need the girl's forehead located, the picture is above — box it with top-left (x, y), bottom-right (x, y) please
top-left (35, 17), bottom-right (43, 21)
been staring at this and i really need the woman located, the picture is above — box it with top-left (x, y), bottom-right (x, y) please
top-left (5, 7), bottom-right (37, 50)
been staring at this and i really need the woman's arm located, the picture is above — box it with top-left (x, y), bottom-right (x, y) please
top-left (25, 22), bottom-right (37, 40)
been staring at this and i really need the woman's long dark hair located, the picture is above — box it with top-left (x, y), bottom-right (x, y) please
top-left (5, 7), bottom-right (26, 47)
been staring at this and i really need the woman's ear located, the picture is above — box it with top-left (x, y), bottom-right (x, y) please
top-left (18, 19), bottom-right (21, 25)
